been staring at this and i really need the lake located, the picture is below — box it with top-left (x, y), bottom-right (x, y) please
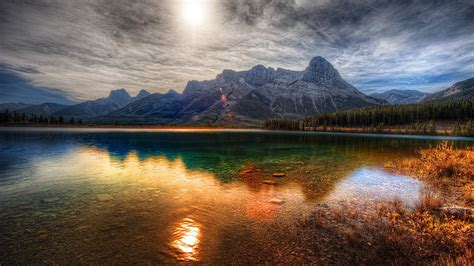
top-left (0, 127), bottom-right (472, 264)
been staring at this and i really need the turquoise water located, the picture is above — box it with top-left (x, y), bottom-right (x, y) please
top-left (0, 128), bottom-right (472, 263)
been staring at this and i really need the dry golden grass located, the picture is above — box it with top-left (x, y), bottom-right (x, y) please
top-left (417, 142), bottom-right (473, 180)
top-left (416, 191), bottom-right (443, 211)
top-left (463, 184), bottom-right (474, 204)
top-left (376, 142), bottom-right (474, 263)
top-left (386, 141), bottom-right (474, 204)
top-left (378, 200), bottom-right (473, 264)
top-left (297, 198), bottom-right (473, 265)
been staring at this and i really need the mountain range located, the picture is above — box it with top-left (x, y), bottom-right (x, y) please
top-left (56, 88), bottom-right (150, 119)
top-left (17, 103), bottom-right (69, 117)
top-left (0, 102), bottom-right (33, 111)
top-left (370, 89), bottom-right (430, 104)
top-left (1, 57), bottom-right (473, 126)
top-left (96, 56), bottom-right (382, 126)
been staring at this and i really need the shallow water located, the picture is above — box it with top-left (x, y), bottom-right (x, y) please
top-left (0, 128), bottom-right (472, 263)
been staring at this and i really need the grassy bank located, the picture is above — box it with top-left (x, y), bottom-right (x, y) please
top-left (378, 142), bottom-right (474, 263)
top-left (301, 125), bottom-right (457, 136)
top-left (288, 142), bottom-right (474, 264)
top-left (385, 142), bottom-right (474, 204)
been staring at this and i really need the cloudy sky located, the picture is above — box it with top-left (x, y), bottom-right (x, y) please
top-left (0, 0), bottom-right (473, 104)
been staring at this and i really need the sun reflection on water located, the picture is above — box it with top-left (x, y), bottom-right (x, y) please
top-left (170, 218), bottom-right (201, 261)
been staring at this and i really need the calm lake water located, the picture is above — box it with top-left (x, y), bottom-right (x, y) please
top-left (0, 127), bottom-right (472, 264)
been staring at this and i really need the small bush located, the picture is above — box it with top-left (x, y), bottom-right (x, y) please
top-left (388, 142), bottom-right (473, 184)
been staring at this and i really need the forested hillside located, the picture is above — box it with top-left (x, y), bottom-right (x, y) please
top-left (263, 99), bottom-right (474, 135)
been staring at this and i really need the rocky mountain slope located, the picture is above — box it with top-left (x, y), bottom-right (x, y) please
top-left (97, 90), bottom-right (184, 124)
top-left (422, 78), bottom-right (474, 102)
top-left (370, 89), bottom-right (429, 104)
top-left (101, 57), bottom-right (381, 125)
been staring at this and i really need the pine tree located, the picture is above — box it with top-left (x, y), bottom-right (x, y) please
top-left (428, 120), bottom-right (436, 135)
top-left (463, 120), bottom-right (472, 136)
top-left (453, 122), bottom-right (461, 136)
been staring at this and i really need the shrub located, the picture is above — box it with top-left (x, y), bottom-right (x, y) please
top-left (394, 142), bottom-right (473, 181)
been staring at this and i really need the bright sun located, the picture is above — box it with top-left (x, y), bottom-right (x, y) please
top-left (182, 0), bottom-right (204, 26)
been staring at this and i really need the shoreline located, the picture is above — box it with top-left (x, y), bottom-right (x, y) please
top-left (1, 124), bottom-right (474, 139)
top-left (269, 126), bottom-right (474, 137)
top-left (0, 123), bottom-right (250, 130)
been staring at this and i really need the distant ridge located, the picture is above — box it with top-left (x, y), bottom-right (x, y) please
top-left (422, 78), bottom-right (474, 102)
top-left (370, 89), bottom-right (430, 104)
top-left (0, 102), bottom-right (33, 111)
top-left (18, 103), bottom-right (69, 116)
top-left (53, 89), bottom-right (150, 119)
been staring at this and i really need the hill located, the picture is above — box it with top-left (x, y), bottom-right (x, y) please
top-left (370, 89), bottom-right (429, 104)
top-left (422, 78), bottom-right (474, 102)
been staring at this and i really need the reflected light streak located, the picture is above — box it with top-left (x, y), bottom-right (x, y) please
top-left (171, 218), bottom-right (201, 261)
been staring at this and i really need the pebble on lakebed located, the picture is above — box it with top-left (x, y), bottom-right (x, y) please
top-left (269, 198), bottom-right (285, 205)
top-left (96, 194), bottom-right (114, 202)
top-left (42, 197), bottom-right (60, 203)
top-left (272, 173), bottom-right (286, 177)
top-left (262, 180), bottom-right (278, 185)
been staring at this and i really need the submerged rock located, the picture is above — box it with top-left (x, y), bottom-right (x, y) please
top-left (75, 225), bottom-right (91, 231)
top-left (262, 180), bottom-right (278, 185)
top-left (272, 173), bottom-right (286, 177)
top-left (96, 194), bottom-right (114, 202)
top-left (38, 233), bottom-right (48, 240)
top-left (269, 198), bottom-right (285, 205)
top-left (42, 197), bottom-right (60, 203)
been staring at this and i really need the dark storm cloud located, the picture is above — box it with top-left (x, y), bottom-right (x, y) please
top-left (0, 0), bottom-right (473, 102)
top-left (0, 66), bottom-right (77, 104)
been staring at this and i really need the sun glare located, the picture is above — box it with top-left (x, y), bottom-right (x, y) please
top-left (182, 0), bottom-right (204, 26)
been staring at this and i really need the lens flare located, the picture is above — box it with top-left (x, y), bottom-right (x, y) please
top-left (219, 88), bottom-right (233, 121)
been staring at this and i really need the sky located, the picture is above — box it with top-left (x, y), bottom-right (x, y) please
top-left (0, 0), bottom-right (473, 104)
